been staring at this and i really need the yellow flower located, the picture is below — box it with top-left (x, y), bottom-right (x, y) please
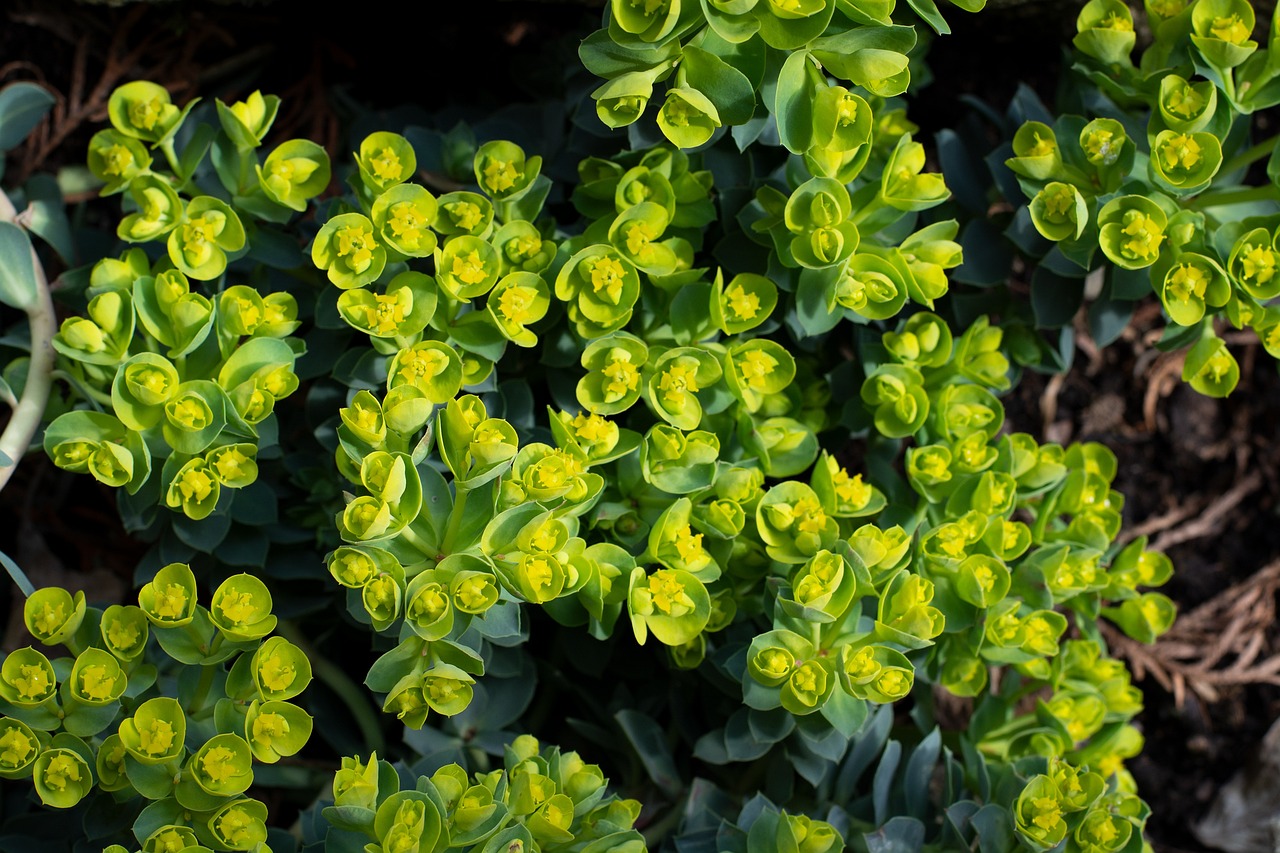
top-left (588, 256), bottom-right (627, 303)
top-left (648, 570), bottom-right (695, 616)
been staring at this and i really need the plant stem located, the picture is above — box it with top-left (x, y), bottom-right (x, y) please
top-left (1219, 133), bottom-right (1280, 177)
top-left (440, 484), bottom-right (470, 555)
top-left (187, 664), bottom-right (217, 716)
top-left (1189, 184), bottom-right (1280, 211)
top-left (277, 620), bottom-right (386, 756)
top-left (0, 190), bottom-right (57, 495)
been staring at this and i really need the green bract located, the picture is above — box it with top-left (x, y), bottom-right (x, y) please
top-left (1073, 0), bottom-right (1136, 65)
top-left (258, 138), bottom-right (331, 211)
top-left (107, 80), bottom-right (187, 143)
top-left (138, 562), bottom-right (198, 627)
top-left (117, 174), bottom-right (182, 241)
top-left (1190, 0), bottom-right (1257, 68)
top-left (1149, 130), bottom-right (1222, 194)
top-left (556, 246), bottom-right (642, 338)
top-left (338, 271), bottom-right (437, 338)
top-left (1029, 182), bottom-right (1088, 242)
top-left (33, 749), bottom-right (93, 809)
top-left (1097, 195), bottom-right (1167, 270)
top-left (118, 697), bottom-right (187, 764)
top-left (370, 184), bottom-right (439, 257)
top-left (1158, 75), bottom-right (1217, 133)
top-left (252, 636), bottom-right (312, 701)
top-left (210, 574), bottom-right (277, 641)
top-left (0, 648), bottom-right (57, 706)
top-left (357, 131), bottom-right (416, 194)
top-left (189, 733), bottom-right (254, 797)
top-left (313, 212), bottom-right (386, 289)
top-left (86, 129), bottom-right (151, 194)
top-left (475, 140), bottom-right (542, 201)
top-left (657, 88), bottom-right (721, 149)
top-left (168, 196), bottom-right (245, 280)
top-left (437, 235), bottom-right (500, 300)
top-left (24, 587), bottom-right (86, 646)
top-left (645, 346), bottom-right (721, 429)
top-left (627, 567), bottom-right (711, 645)
top-left (217, 90), bottom-right (279, 149)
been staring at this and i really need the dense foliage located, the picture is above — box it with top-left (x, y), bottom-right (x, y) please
top-left (0, 0), bottom-right (1273, 850)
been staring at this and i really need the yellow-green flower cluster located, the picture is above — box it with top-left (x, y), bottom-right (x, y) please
top-left (322, 735), bottom-right (643, 853)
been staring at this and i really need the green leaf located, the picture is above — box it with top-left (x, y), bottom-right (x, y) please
top-left (1030, 266), bottom-right (1085, 328)
top-left (22, 174), bottom-right (73, 264)
top-left (0, 548), bottom-right (35, 597)
top-left (681, 46), bottom-right (755, 126)
top-left (0, 82), bottom-right (55, 151)
top-left (864, 817), bottom-right (927, 853)
top-left (775, 50), bottom-right (816, 155)
top-left (872, 739), bottom-right (902, 827)
top-left (579, 29), bottom-right (682, 78)
top-left (616, 709), bottom-right (682, 797)
top-left (907, 0), bottom-right (951, 34)
top-left (903, 728), bottom-right (941, 819)
top-left (0, 221), bottom-right (37, 310)
top-left (1088, 296), bottom-right (1133, 347)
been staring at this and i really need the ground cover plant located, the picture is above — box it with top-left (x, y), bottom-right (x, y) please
top-left (1, 0), bottom-right (1279, 851)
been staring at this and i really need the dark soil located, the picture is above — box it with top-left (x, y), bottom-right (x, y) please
top-left (3, 2), bottom-right (1280, 852)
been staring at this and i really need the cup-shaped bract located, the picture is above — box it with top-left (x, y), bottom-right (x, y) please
top-left (1229, 227), bottom-right (1280, 300)
top-left (1105, 593), bottom-right (1177, 643)
top-left (370, 184), bottom-right (439, 257)
top-left (645, 346), bottom-right (722, 430)
top-left (210, 574), bottom-right (277, 642)
top-left (475, 140), bottom-right (542, 202)
top-left (556, 246), bottom-right (643, 338)
top-left (724, 339), bottom-right (795, 413)
top-left (436, 191), bottom-right (495, 240)
top-left (1161, 253), bottom-right (1230, 326)
top-left (657, 87), bottom-right (721, 149)
top-left (69, 647), bottom-right (126, 706)
top-left (882, 135), bottom-right (949, 210)
top-left (357, 131), bottom-right (416, 195)
top-left (23, 587), bottom-right (86, 647)
top-left (611, 0), bottom-right (684, 41)
top-left (53, 288), bottom-right (134, 365)
top-left (649, 498), bottom-right (717, 577)
top-left (340, 390), bottom-right (387, 447)
top-left (640, 424), bottom-right (720, 494)
top-left (1158, 75), bottom-right (1217, 134)
top-left (841, 644), bottom-right (915, 703)
top-left (0, 648), bottom-right (56, 707)
top-left (1073, 0), bottom-right (1136, 65)
top-left (781, 548), bottom-right (860, 623)
top-left (877, 569), bottom-right (945, 646)
top-left (33, 748), bottom-right (93, 809)
top-left (811, 453), bottom-right (885, 517)
top-left (1015, 776), bottom-right (1069, 850)
top-left (1190, 0), bottom-right (1257, 68)
top-left (885, 311), bottom-right (953, 368)
top-left (209, 798), bottom-right (270, 851)
top-left (118, 696), bottom-right (187, 765)
top-left (189, 733), bottom-right (254, 797)
top-left (138, 562), bottom-right (199, 627)
top-left (756, 481), bottom-right (839, 563)
top-left (1181, 334), bottom-right (1238, 397)
top-left (340, 271), bottom-right (438, 340)
top-left (1030, 182), bottom-right (1088, 242)
top-left (166, 457), bottom-right (222, 520)
top-left (107, 80), bottom-right (185, 143)
top-left (100, 604), bottom-right (149, 662)
top-left (404, 573), bottom-right (455, 641)
top-left (578, 333), bottom-right (649, 415)
top-left (1150, 130), bottom-right (1222, 195)
top-left (388, 341), bottom-right (464, 404)
top-left (143, 826), bottom-right (201, 852)
top-left (712, 271), bottom-right (777, 334)
top-left (207, 443), bottom-right (259, 489)
top-left (0, 717), bottom-right (40, 779)
top-left (489, 272), bottom-right (551, 347)
top-left (437, 235), bottom-right (501, 300)
top-left (313, 212), bottom-right (386, 290)
top-left (860, 364), bottom-right (929, 438)
top-left (118, 174), bottom-right (182, 242)
top-left (87, 129), bottom-right (151, 194)
top-left (1097, 195), bottom-right (1167, 270)
top-left (627, 567), bottom-right (711, 646)
top-left (374, 791), bottom-right (444, 853)
top-left (253, 636), bottom-right (312, 701)
top-left (610, 201), bottom-right (679, 275)
top-left (833, 253), bottom-right (908, 320)
top-left (112, 352), bottom-right (180, 431)
top-left (217, 90), bottom-right (280, 149)
top-left (955, 555), bottom-right (1012, 608)
top-left (258, 138), bottom-right (331, 211)
top-left (168, 196), bottom-right (246, 280)
top-left (593, 72), bottom-right (653, 130)
top-left (494, 220), bottom-right (557, 275)
top-left (245, 699), bottom-right (313, 764)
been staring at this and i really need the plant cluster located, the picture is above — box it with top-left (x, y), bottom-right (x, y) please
top-left (5, 0), bottom-right (1267, 850)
